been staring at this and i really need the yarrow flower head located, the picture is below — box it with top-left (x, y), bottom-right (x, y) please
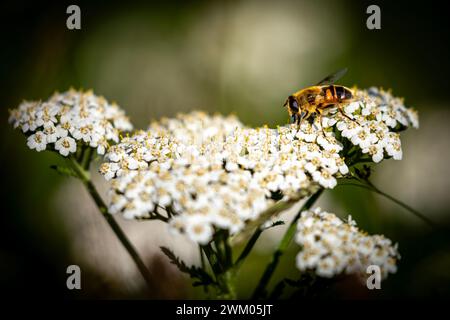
top-left (100, 87), bottom-right (418, 245)
top-left (101, 111), bottom-right (353, 243)
top-left (295, 207), bottom-right (400, 281)
top-left (324, 87), bottom-right (419, 163)
top-left (9, 89), bottom-right (133, 157)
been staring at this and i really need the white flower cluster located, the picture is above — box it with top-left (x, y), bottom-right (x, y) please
top-left (100, 87), bottom-right (418, 245)
top-left (9, 89), bottom-right (133, 156)
top-left (296, 208), bottom-right (399, 281)
top-left (102, 111), bottom-right (352, 243)
top-left (320, 87), bottom-right (419, 163)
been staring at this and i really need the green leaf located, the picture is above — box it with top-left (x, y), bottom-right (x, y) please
top-left (50, 165), bottom-right (77, 178)
top-left (160, 246), bottom-right (215, 286)
top-left (160, 246), bottom-right (189, 273)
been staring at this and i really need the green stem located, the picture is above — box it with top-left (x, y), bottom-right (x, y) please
top-left (199, 245), bottom-right (209, 295)
top-left (202, 244), bottom-right (222, 275)
top-left (233, 227), bottom-right (263, 270)
top-left (77, 144), bottom-right (86, 163)
top-left (252, 189), bottom-right (323, 299)
top-left (339, 181), bottom-right (436, 228)
top-left (202, 243), bottom-right (236, 299)
top-left (224, 235), bottom-right (233, 269)
top-left (69, 157), bottom-right (154, 289)
top-left (81, 146), bottom-right (93, 170)
top-left (217, 269), bottom-right (236, 299)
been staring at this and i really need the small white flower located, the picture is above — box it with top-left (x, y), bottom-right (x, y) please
top-left (56, 123), bottom-right (70, 138)
top-left (99, 162), bottom-right (120, 181)
top-left (362, 144), bottom-right (384, 163)
top-left (296, 123), bottom-right (317, 142)
top-left (185, 215), bottom-right (214, 244)
top-left (108, 193), bottom-right (127, 214)
top-left (95, 138), bottom-right (108, 155)
top-left (385, 133), bottom-right (402, 160)
top-left (335, 157), bottom-right (349, 175)
top-left (122, 202), bottom-right (146, 219)
top-left (54, 137), bottom-right (77, 156)
top-left (312, 169), bottom-right (337, 188)
top-left (382, 109), bottom-right (398, 128)
top-left (344, 101), bottom-right (361, 115)
top-left (43, 123), bottom-right (59, 143)
top-left (27, 131), bottom-right (47, 152)
top-left (336, 119), bottom-right (359, 139)
top-left (317, 134), bottom-right (343, 152)
top-left (350, 127), bottom-right (377, 149)
top-left (407, 108), bottom-right (419, 128)
top-left (385, 141), bottom-right (402, 160)
top-left (321, 116), bottom-right (337, 128)
top-left (316, 256), bottom-right (338, 278)
top-left (296, 250), bottom-right (321, 271)
top-left (71, 124), bottom-right (93, 143)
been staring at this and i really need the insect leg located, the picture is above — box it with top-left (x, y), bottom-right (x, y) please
top-left (294, 110), bottom-right (307, 136)
top-left (290, 114), bottom-right (297, 124)
top-left (337, 103), bottom-right (360, 125)
top-left (297, 110), bottom-right (309, 126)
top-left (315, 108), bottom-right (327, 136)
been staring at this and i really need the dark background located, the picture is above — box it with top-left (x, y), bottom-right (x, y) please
top-left (1, 0), bottom-right (450, 299)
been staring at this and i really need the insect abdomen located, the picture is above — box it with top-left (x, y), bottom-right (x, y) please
top-left (321, 85), bottom-right (352, 103)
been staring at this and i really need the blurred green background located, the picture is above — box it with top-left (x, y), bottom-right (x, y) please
top-left (1, 0), bottom-right (450, 299)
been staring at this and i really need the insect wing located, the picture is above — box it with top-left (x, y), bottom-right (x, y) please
top-left (316, 68), bottom-right (348, 85)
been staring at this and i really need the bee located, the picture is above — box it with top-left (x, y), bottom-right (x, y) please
top-left (283, 68), bottom-right (355, 128)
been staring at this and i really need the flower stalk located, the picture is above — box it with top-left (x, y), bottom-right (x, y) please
top-left (339, 180), bottom-right (436, 228)
top-left (201, 242), bottom-right (237, 299)
top-left (233, 227), bottom-right (263, 271)
top-left (68, 156), bottom-right (154, 290)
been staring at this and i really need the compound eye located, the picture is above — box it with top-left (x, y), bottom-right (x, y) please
top-left (345, 90), bottom-right (353, 100)
top-left (335, 86), bottom-right (346, 99)
top-left (289, 96), bottom-right (299, 111)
